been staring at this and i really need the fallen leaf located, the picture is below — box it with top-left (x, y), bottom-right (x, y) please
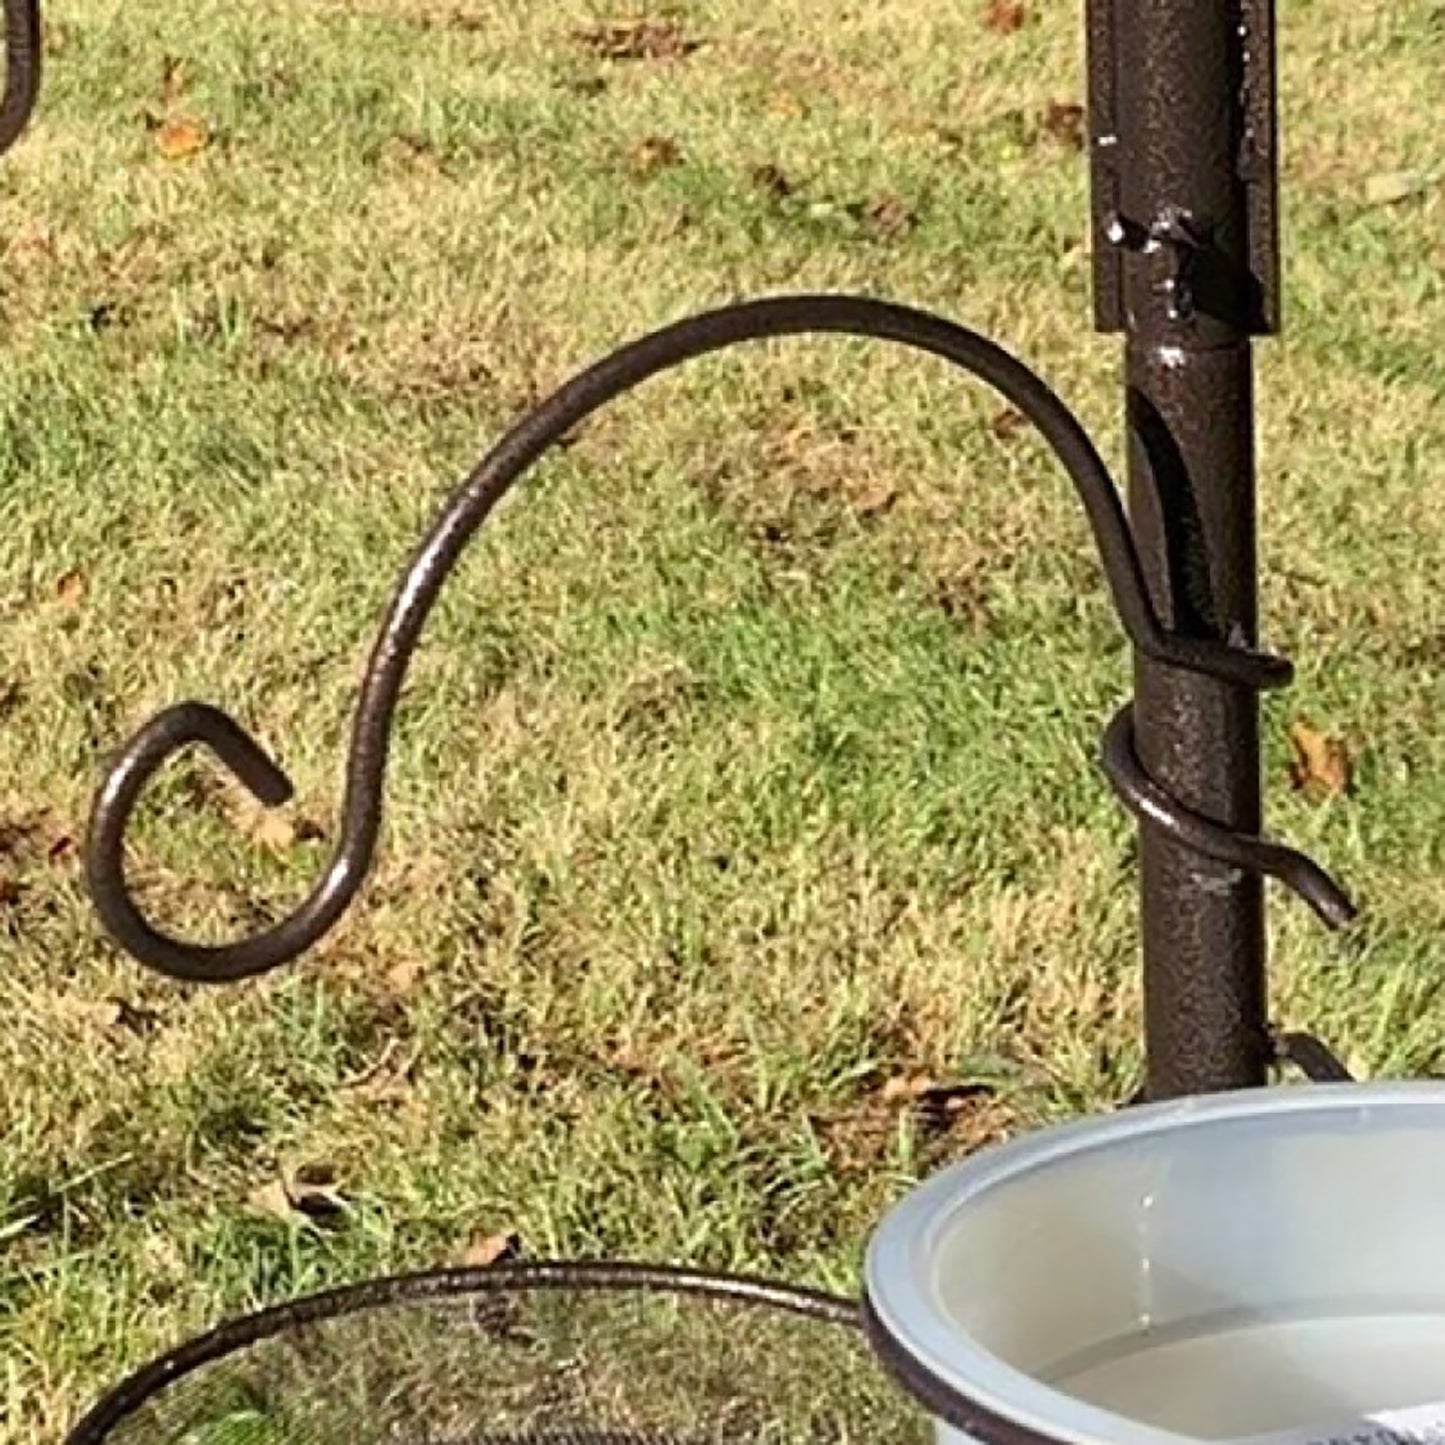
top-left (251, 812), bottom-right (297, 851)
top-left (881, 1074), bottom-right (936, 1104)
top-left (1363, 171), bottom-right (1432, 206)
top-left (55, 570), bottom-right (88, 606)
top-left (1287, 721), bottom-right (1353, 798)
top-left (1041, 101), bottom-right (1085, 149)
top-left (290, 1162), bottom-right (349, 1219)
top-left (458, 1230), bottom-right (522, 1267)
top-left (628, 134), bottom-right (681, 177)
top-left (989, 407), bottom-right (1027, 441)
top-left (245, 1178), bottom-right (295, 1224)
top-left (244, 807), bottom-right (324, 853)
top-left (249, 1165), bottom-right (351, 1226)
top-left (881, 1075), bottom-right (994, 1110)
top-left (574, 19), bottom-right (699, 61)
top-left (864, 192), bottom-right (916, 239)
top-left (913, 1081), bottom-right (995, 1128)
top-left (68, 996), bottom-right (160, 1036)
top-left (851, 481), bottom-right (899, 519)
top-left (383, 954), bottom-right (425, 997)
top-left (766, 89), bottom-right (809, 120)
top-left (155, 117), bottom-right (210, 160)
top-left (983, 0), bottom-right (1029, 33)
top-left (750, 163), bottom-right (795, 201)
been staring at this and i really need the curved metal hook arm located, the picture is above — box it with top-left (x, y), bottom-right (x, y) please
top-left (87, 293), bottom-right (1292, 984)
top-left (1, 0), bottom-right (40, 158)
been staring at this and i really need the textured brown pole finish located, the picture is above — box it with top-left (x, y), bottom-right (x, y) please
top-left (1094, 0), bottom-right (1280, 1096)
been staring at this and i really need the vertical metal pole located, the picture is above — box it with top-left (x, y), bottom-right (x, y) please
top-left (1087, 0), bottom-right (1281, 1097)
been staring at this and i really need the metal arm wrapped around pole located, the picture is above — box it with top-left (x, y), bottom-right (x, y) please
top-left (84, 292), bottom-right (1353, 993)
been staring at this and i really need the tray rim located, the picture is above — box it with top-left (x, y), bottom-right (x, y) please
top-left (65, 1259), bottom-right (862, 1445)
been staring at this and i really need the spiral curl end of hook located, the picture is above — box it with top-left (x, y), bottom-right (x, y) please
top-left (86, 703), bottom-right (314, 985)
top-left (97, 702), bottom-right (295, 812)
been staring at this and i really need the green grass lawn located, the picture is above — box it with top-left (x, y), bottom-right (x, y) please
top-left (1, 0), bottom-right (1442, 1436)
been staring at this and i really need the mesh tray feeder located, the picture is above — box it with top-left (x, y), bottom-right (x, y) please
top-left (66, 1264), bottom-right (930, 1445)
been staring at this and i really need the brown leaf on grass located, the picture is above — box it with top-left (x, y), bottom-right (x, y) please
top-left (750, 163), bottom-right (795, 201)
top-left (249, 1165), bottom-right (351, 1225)
top-left (864, 192), bottom-right (916, 240)
top-left (67, 995), bottom-right (160, 1037)
top-left (850, 481), bottom-right (899, 520)
top-left (983, 0), bottom-right (1030, 33)
top-left (989, 407), bottom-right (1027, 441)
top-left (245, 1178), bottom-right (296, 1223)
top-left (815, 1077), bottom-right (1004, 1178)
top-left (250, 812), bottom-right (299, 851)
top-left (1041, 101), bottom-right (1085, 150)
top-left (766, 89), bottom-right (809, 120)
top-left (1288, 722), bottom-right (1353, 799)
top-left (55, 570), bottom-right (88, 606)
top-left (628, 134), bottom-right (681, 177)
top-left (574, 19), bottom-right (699, 61)
top-left (1364, 171), bottom-right (1432, 207)
top-left (458, 1230), bottom-right (522, 1268)
top-left (880, 1074), bottom-right (935, 1104)
top-left (383, 954), bottom-right (426, 998)
top-left (880, 1075), bottom-right (993, 1112)
top-left (155, 117), bottom-right (209, 160)
top-left (243, 806), bottom-right (325, 853)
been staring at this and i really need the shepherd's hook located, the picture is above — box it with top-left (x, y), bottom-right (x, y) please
top-left (85, 294), bottom-right (1353, 984)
